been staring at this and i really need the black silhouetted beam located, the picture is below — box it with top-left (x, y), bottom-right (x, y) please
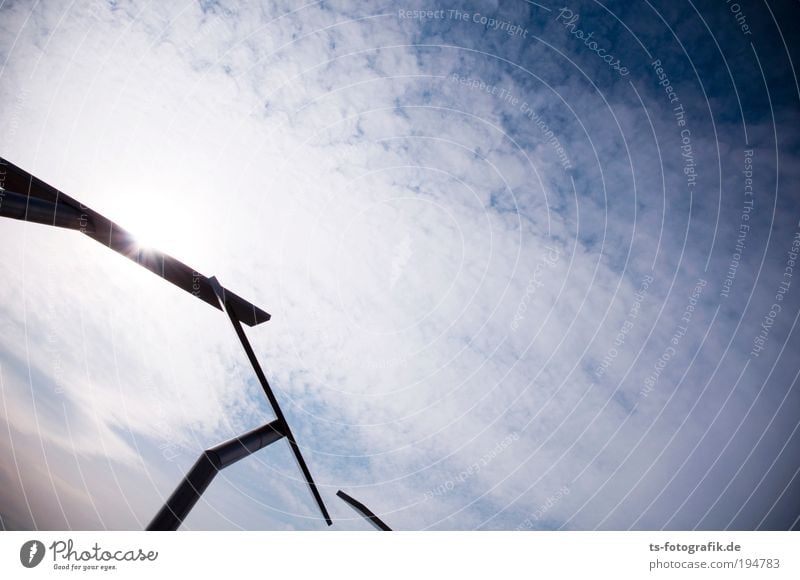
top-left (147, 420), bottom-right (286, 531)
top-left (0, 157), bottom-right (269, 326)
top-left (337, 490), bottom-right (392, 531)
top-left (209, 276), bottom-right (333, 526)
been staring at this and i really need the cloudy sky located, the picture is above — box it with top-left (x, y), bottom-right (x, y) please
top-left (1, 0), bottom-right (799, 531)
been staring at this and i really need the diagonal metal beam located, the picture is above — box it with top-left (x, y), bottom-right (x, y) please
top-left (208, 276), bottom-right (333, 526)
top-left (147, 419), bottom-right (286, 531)
top-left (336, 490), bottom-right (392, 531)
top-left (0, 157), bottom-right (270, 326)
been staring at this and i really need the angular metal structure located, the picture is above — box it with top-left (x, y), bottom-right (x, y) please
top-left (148, 420), bottom-right (287, 530)
top-left (208, 275), bottom-right (332, 526)
top-left (337, 490), bottom-right (392, 531)
top-left (0, 157), bottom-right (332, 529)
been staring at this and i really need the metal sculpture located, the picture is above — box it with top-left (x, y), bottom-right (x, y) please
top-left (0, 157), bottom-right (331, 529)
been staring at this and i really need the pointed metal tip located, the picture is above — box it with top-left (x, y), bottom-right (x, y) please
top-left (336, 489), bottom-right (392, 531)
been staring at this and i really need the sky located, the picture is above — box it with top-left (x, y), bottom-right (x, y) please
top-left (0, 0), bottom-right (799, 531)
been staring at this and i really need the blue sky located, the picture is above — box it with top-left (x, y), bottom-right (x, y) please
top-left (0, 0), bottom-right (799, 530)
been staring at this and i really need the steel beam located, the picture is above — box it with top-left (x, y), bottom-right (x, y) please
top-left (147, 420), bottom-right (286, 531)
top-left (0, 157), bottom-right (270, 326)
top-left (336, 490), bottom-right (392, 531)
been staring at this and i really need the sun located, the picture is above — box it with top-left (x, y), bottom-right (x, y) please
top-left (109, 195), bottom-right (201, 267)
top-left (127, 212), bottom-right (177, 254)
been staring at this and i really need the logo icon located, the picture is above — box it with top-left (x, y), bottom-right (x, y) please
top-left (20, 540), bottom-right (45, 568)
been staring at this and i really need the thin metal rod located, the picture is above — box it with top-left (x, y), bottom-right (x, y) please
top-left (337, 490), bottom-right (392, 531)
top-left (0, 157), bottom-right (270, 326)
top-left (147, 420), bottom-right (285, 531)
top-left (209, 276), bottom-right (333, 526)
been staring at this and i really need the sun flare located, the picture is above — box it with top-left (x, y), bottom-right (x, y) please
top-left (110, 195), bottom-right (204, 268)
